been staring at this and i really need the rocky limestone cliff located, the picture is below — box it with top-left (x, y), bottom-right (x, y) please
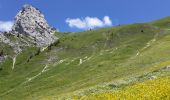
top-left (12, 4), bottom-right (58, 47)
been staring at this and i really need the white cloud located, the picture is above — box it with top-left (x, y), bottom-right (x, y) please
top-left (66, 16), bottom-right (112, 30)
top-left (103, 16), bottom-right (112, 26)
top-left (0, 21), bottom-right (14, 32)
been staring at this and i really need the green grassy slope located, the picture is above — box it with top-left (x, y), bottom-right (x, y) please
top-left (0, 18), bottom-right (170, 100)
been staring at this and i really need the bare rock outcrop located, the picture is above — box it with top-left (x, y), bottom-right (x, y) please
top-left (12, 4), bottom-right (58, 47)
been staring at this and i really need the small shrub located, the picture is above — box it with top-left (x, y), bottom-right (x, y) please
top-left (27, 55), bottom-right (33, 63)
top-left (47, 44), bottom-right (52, 51)
top-left (0, 50), bottom-right (4, 56)
top-left (34, 48), bottom-right (41, 56)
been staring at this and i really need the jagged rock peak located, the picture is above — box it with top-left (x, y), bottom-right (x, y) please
top-left (12, 4), bottom-right (58, 47)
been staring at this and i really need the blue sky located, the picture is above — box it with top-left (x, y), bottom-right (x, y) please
top-left (0, 0), bottom-right (170, 32)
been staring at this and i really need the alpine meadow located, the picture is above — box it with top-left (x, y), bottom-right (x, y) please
top-left (0, 2), bottom-right (170, 100)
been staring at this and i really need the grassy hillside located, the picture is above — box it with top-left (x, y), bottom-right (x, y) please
top-left (0, 18), bottom-right (170, 100)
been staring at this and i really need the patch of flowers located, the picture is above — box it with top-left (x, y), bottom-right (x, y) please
top-left (79, 76), bottom-right (170, 100)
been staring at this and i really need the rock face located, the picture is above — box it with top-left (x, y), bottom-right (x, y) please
top-left (12, 4), bottom-right (58, 46)
top-left (0, 32), bottom-right (22, 53)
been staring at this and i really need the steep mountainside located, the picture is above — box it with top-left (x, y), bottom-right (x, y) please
top-left (0, 5), bottom-right (170, 100)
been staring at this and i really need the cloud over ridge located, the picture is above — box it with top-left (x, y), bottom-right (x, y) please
top-left (66, 16), bottom-right (112, 30)
top-left (0, 21), bottom-right (14, 32)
